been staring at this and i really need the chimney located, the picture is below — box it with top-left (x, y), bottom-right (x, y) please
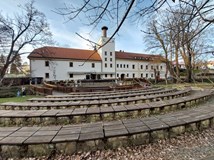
top-left (101, 26), bottom-right (108, 37)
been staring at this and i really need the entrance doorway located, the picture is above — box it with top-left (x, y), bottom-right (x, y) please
top-left (91, 74), bottom-right (96, 80)
top-left (121, 74), bottom-right (125, 80)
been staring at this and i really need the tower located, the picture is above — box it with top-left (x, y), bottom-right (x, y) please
top-left (97, 26), bottom-right (116, 79)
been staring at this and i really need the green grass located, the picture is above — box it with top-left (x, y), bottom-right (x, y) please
top-left (0, 95), bottom-right (44, 103)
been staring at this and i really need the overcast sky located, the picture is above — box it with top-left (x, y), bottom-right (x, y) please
top-left (0, 0), bottom-right (156, 63)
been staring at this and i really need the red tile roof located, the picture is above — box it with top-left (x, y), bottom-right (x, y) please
top-left (115, 51), bottom-right (162, 61)
top-left (28, 46), bottom-right (102, 61)
top-left (28, 46), bottom-right (162, 62)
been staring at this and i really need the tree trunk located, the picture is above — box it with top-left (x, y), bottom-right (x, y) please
top-left (0, 64), bottom-right (9, 86)
top-left (175, 50), bottom-right (180, 83)
top-left (154, 69), bottom-right (157, 84)
top-left (186, 45), bottom-right (192, 83)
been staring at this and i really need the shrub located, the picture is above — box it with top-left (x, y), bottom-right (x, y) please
top-left (0, 92), bottom-right (16, 98)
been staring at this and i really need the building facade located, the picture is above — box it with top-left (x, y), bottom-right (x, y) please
top-left (28, 27), bottom-right (166, 81)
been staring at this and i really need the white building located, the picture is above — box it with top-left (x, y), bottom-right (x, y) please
top-left (28, 26), bottom-right (166, 81)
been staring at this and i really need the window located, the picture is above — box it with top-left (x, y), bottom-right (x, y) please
top-left (156, 65), bottom-right (159, 70)
top-left (45, 73), bottom-right (49, 78)
top-left (92, 63), bottom-right (95, 68)
top-left (105, 74), bottom-right (107, 77)
top-left (69, 62), bottom-right (73, 67)
top-left (110, 74), bottom-right (113, 77)
top-left (146, 65), bottom-right (148, 70)
top-left (132, 65), bottom-right (135, 69)
top-left (110, 52), bottom-right (112, 56)
top-left (105, 63), bottom-right (107, 67)
top-left (86, 75), bottom-right (90, 79)
top-left (117, 64), bottom-right (119, 68)
top-left (123, 64), bottom-right (125, 68)
top-left (160, 66), bottom-right (163, 70)
top-left (127, 74), bottom-right (129, 77)
top-left (110, 64), bottom-right (113, 68)
top-left (110, 58), bottom-right (112, 62)
top-left (105, 58), bottom-right (107, 61)
top-left (151, 73), bottom-right (153, 78)
top-left (141, 73), bottom-right (143, 77)
top-left (133, 73), bottom-right (135, 78)
top-left (105, 51), bottom-right (107, 56)
top-left (151, 65), bottom-right (153, 70)
top-left (45, 61), bottom-right (49, 67)
top-left (127, 64), bottom-right (129, 68)
top-left (141, 65), bottom-right (143, 69)
top-left (120, 64), bottom-right (122, 68)
top-left (146, 73), bottom-right (148, 78)
top-left (69, 74), bottom-right (73, 78)
top-left (117, 74), bottom-right (119, 77)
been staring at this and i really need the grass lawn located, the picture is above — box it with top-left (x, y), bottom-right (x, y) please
top-left (0, 95), bottom-right (44, 103)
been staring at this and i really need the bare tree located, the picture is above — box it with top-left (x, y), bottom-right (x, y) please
top-left (145, 3), bottom-right (214, 83)
top-left (55, 1), bottom-right (178, 47)
top-left (0, 1), bottom-right (53, 85)
top-left (180, 0), bottom-right (214, 23)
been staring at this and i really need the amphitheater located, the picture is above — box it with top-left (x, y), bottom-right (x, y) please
top-left (0, 85), bottom-right (214, 158)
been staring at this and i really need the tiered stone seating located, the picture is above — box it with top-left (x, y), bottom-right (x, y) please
top-left (27, 88), bottom-right (176, 102)
top-left (46, 87), bottom-right (163, 98)
top-left (0, 87), bottom-right (213, 158)
top-left (0, 89), bottom-right (190, 110)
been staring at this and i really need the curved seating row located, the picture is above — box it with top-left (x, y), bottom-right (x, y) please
top-left (0, 89), bottom-right (191, 110)
top-left (28, 88), bottom-right (176, 102)
top-left (0, 90), bottom-right (211, 127)
top-left (0, 102), bottom-right (214, 158)
top-left (67, 86), bottom-right (153, 95)
top-left (47, 87), bottom-right (163, 98)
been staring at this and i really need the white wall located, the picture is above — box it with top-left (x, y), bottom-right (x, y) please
top-left (30, 59), bottom-right (101, 81)
top-left (116, 59), bottom-right (166, 79)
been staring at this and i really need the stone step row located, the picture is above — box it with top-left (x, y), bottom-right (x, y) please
top-left (0, 103), bottom-right (214, 158)
top-left (47, 87), bottom-right (163, 98)
top-left (67, 86), bottom-right (151, 95)
top-left (28, 88), bottom-right (176, 102)
top-left (0, 89), bottom-right (191, 110)
top-left (0, 91), bottom-right (211, 127)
